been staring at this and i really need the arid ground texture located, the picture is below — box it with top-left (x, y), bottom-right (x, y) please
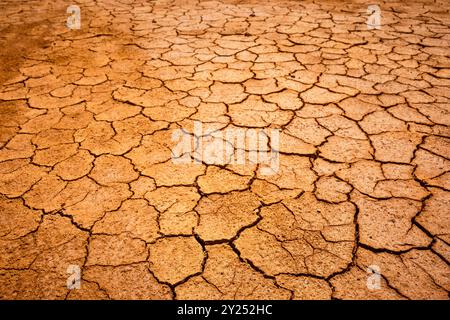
top-left (0, 0), bottom-right (449, 300)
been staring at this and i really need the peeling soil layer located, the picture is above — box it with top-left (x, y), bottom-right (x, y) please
top-left (0, 0), bottom-right (449, 300)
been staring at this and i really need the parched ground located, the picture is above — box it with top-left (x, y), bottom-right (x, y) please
top-left (0, 0), bottom-right (449, 300)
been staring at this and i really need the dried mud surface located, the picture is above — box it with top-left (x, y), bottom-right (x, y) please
top-left (0, 0), bottom-right (449, 299)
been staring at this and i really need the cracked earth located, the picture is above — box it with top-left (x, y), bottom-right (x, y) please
top-left (0, 0), bottom-right (449, 300)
